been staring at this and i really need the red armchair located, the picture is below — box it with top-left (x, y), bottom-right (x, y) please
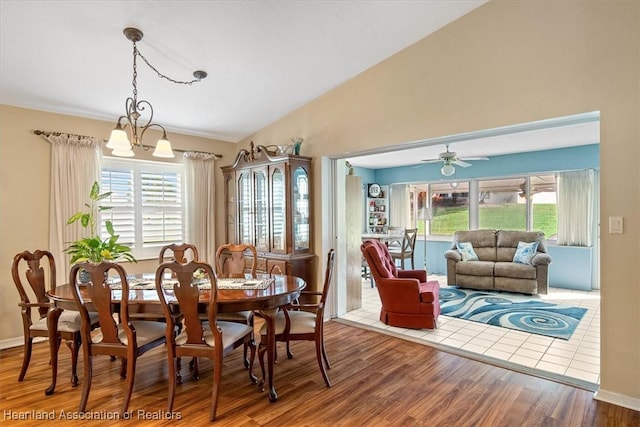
top-left (361, 240), bottom-right (440, 329)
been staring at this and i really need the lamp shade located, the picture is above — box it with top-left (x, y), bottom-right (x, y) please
top-left (441, 164), bottom-right (455, 176)
top-left (111, 146), bottom-right (135, 157)
top-left (106, 128), bottom-right (131, 150)
top-left (152, 137), bottom-right (175, 158)
top-left (419, 207), bottom-right (432, 221)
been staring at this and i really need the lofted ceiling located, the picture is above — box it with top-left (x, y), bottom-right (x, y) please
top-left (0, 0), bottom-right (486, 143)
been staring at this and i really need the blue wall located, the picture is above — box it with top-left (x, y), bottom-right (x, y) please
top-left (358, 144), bottom-right (599, 291)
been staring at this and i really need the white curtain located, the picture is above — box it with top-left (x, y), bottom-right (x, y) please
top-left (556, 169), bottom-right (596, 246)
top-left (183, 152), bottom-right (217, 265)
top-left (389, 184), bottom-right (411, 228)
top-left (48, 134), bottom-right (101, 282)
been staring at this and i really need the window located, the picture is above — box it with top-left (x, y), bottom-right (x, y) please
top-left (478, 178), bottom-right (527, 231)
top-left (100, 158), bottom-right (183, 259)
top-left (430, 182), bottom-right (469, 236)
top-left (410, 173), bottom-right (559, 238)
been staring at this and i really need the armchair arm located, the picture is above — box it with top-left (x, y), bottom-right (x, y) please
top-left (444, 250), bottom-right (461, 262)
top-left (532, 253), bottom-right (552, 266)
top-left (376, 277), bottom-right (425, 313)
top-left (397, 269), bottom-right (427, 282)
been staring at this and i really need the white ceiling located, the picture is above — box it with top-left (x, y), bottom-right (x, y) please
top-left (0, 0), bottom-right (487, 143)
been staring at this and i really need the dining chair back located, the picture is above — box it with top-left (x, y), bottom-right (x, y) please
top-left (11, 249), bottom-right (89, 395)
top-left (215, 243), bottom-right (258, 278)
top-left (214, 243), bottom-right (258, 368)
top-left (155, 259), bottom-right (256, 421)
top-left (388, 228), bottom-right (418, 269)
top-left (158, 243), bottom-right (199, 264)
top-left (69, 261), bottom-right (166, 415)
top-left (257, 249), bottom-right (335, 388)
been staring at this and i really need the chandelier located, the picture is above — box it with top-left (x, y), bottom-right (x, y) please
top-left (106, 27), bottom-right (207, 158)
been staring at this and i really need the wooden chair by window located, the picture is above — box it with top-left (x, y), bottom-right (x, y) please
top-left (69, 261), bottom-right (166, 416)
top-left (215, 243), bottom-right (258, 368)
top-left (158, 243), bottom-right (199, 264)
top-left (11, 250), bottom-right (98, 395)
top-left (256, 249), bottom-right (335, 388)
top-left (388, 228), bottom-right (418, 269)
top-left (155, 259), bottom-right (256, 421)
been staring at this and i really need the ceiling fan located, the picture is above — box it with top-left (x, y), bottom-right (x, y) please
top-left (421, 144), bottom-right (489, 176)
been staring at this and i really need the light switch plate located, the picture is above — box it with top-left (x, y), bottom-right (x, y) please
top-left (609, 216), bottom-right (624, 234)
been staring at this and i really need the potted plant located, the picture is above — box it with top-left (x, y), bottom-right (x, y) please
top-left (65, 181), bottom-right (136, 281)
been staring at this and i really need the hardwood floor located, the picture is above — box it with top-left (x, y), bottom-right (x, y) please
top-left (1, 321), bottom-right (637, 426)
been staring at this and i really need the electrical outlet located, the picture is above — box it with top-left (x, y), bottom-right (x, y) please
top-left (609, 216), bottom-right (624, 234)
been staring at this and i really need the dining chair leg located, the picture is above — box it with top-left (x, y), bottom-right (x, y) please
top-left (121, 357), bottom-right (136, 415)
top-left (315, 339), bottom-right (332, 387)
top-left (18, 337), bottom-right (33, 381)
top-left (321, 338), bottom-right (331, 369)
top-left (286, 341), bottom-right (294, 359)
top-left (79, 354), bottom-right (93, 412)
top-left (69, 336), bottom-right (80, 386)
top-left (210, 354), bottom-right (223, 421)
top-left (248, 339), bottom-right (257, 384)
top-left (167, 356), bottom-right (177, 412)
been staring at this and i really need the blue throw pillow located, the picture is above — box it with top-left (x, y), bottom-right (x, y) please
top-left (513, 241), bottom-right (539, 264)
top-left (456, 242), bottom-right (479, 261)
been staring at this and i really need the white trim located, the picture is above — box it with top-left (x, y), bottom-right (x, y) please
top-left (0, 336), bottom-right (45, 350)
top-left (594, 389), bottom-right (640, 412)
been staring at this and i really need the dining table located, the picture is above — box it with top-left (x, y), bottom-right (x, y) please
top-left (361, 232), bottom-right (404, 245)
top-left (46, 273), bottom-right (306, 402)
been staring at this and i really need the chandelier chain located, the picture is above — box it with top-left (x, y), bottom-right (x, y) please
top-left (135, 45), bottom-right (203, 86)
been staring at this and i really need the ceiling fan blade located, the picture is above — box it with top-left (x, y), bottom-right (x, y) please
top-left (453, 160), bottom-right (472, 167)
top-left (459, 156), bottom-right (490, 161)
top-left (420, 159), bottom-right (441, 163)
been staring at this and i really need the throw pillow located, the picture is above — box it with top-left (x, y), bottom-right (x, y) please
top-left (456, 242), bottom-right (479, 261)
top-left (513, 241), bottom-right (539, 264)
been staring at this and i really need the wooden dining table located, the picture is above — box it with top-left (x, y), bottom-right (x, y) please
top-left (46, 273), bottom-right (306, 402)
top-left (361, 233), bottom-right (403, 245)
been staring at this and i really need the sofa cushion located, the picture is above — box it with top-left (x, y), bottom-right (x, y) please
top-left (453, 230), bottom-right (497, 261)
top-left (496, 230), bottom-right (546, 262)
top-left (513, 241), bottom-right (539, 264)
top-left (456, 242), bottom-right (479, 261)
top-left (494, 261), bottom-right (537, 279)
top-left (456, 260), bottom-right (494, 276)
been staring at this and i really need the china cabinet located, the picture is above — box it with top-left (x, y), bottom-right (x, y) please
top-left (221, 142), bottom-right (315, 287)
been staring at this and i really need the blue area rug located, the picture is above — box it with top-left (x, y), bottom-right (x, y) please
top-left (439, 288), bottom-right (587, 340)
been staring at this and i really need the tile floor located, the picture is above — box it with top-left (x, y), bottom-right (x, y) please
top-left (338, 275), bottom-right (601, 390)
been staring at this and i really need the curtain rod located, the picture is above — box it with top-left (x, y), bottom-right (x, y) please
top-left (33, 129), bottom-right (223, 159)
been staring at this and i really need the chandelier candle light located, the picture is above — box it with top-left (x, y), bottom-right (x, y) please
top-left (107, 27), bottom-right (207, 158)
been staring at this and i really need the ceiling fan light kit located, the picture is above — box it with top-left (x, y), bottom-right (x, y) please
top-left (421, 144), bottom-right (489, 176)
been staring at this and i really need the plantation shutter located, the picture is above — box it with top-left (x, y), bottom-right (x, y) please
top-left (101, 159), bottom-right (183, 259)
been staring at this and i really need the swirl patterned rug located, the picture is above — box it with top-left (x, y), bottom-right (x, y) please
top-left (439, 287), bottom-right (588, 340)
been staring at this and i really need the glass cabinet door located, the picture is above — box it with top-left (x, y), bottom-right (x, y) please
top-left (237, 170), bottom-right (252, 244)
top-left (293, 167), bottom-right (310, 251)
top-left (226, 173), bottom-right (237, 243)
top-left (270, 167), bottom-right (286, 252)
top-left (253, 168), bottom-right (268, 250)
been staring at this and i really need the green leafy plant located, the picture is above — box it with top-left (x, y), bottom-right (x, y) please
top-left (65, 181), bottom-right (136, 264)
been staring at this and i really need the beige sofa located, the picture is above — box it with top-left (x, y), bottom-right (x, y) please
top-left (444, 230), bottom-right (552, 295)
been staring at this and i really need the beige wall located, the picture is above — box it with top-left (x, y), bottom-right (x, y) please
top-left (1, 0), bottom-right (638, 406)
top-left (236, 1), bottom-right (640, 404)
top-left (0, 105), bottom-right (238, 342)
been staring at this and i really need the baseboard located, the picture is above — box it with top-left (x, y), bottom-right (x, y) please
top-left (593, 389), bottom-right (640, 412)
top-left (0, 336), bottom-right (45, 350)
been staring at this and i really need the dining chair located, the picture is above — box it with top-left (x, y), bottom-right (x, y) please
top-left (155, 259), bottom-right (256, 421)
top-left (69, 261), bottom-right (166, 415)
top-left (159, 243), bottom-right (199, 264)
top-left (388, 228), bottom-right (418, 269)
top-left (11, 249), bottom-right (98, 395)
top-left (257, 249), bottom-right (335, 388)
top-left (215, 243), bottom-right (258, 368)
